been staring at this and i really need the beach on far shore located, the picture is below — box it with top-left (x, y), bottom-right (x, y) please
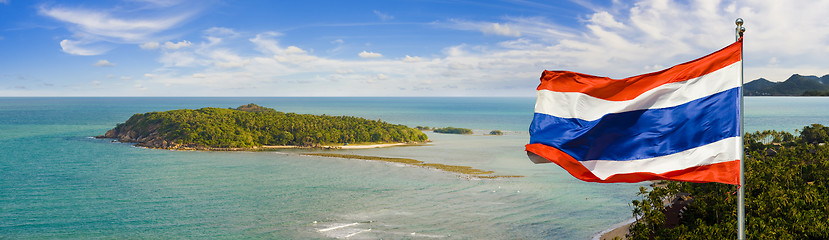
top-left (594, 218), bottom-right (634, 240)
top-left (108, 139), bottom-right (427, 151)
top-left (260, 142), bottom-right (425, 150)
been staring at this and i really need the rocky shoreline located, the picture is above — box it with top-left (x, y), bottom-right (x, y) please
top-left (96, 125), bottom-right (187, 149)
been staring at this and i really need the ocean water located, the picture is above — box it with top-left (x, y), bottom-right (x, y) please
top-left (1, 97), bottom-right (827, 239)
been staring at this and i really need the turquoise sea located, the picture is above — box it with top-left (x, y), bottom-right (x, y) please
top-left (1, 97), bottom-right (828, 239)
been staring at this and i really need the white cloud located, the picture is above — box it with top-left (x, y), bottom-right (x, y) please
top-left (590, 11), bottom-right (625, 29)
top-left (359, 51), bottom-right (383, 58)
top-left (373, 10), bottom-right (394, 21)
top-left (447, 20), bottom-right (519, 37)
top-left (285, 46), bottom-right (306, 54)
top-left (87, 0), bottom-right (829, 97)
top-left (38, 3), bottom-right (199, 55)
top-left (159, 51), bottom-right (197, 67)
top-left (483, 23), bottom-right (521, 37)
top-left (59, 39), bottom-right (107, 56)
top-left (139, 42), bottom-right (160, 49)
top-left (445, 18), bottom-right (574, 39)
top-left (204, 27), bottom-right (239, 38)
top-left (163, 40), bottom-right (191, 49)
top-left (199, 27), bottom-right (239, 47)
top-left (93, 59), bottom-right (115, 67)
top-left (128, 0), bottom-right (185, 8)
top-left (498, 38), bottom-right (541, 49)
top-left (249, 32), bottom-right (284, 54)
top-left (402, 55), bottom-right (422, 62)
top-left (209, 49), bottom-right (249, 68)
top-left (39, 6), bottom-right (191, 41)
top-left (767, 57), bottom-right (779, 66)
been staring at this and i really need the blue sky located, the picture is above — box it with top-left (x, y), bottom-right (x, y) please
top-left (1, 0), bottom-right (828, 96)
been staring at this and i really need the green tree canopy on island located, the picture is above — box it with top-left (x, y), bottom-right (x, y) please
top-left (107, 104), bottom-right (428, 148)
top-left (627, 124), bottom-right (829, 239)
top-left (234, 103), bottom-right (277, 113)
top-left (433, 127), bottom-right (473, 134)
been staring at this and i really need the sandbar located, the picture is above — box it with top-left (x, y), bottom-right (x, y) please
top-left (303, 153), bottom-right (523, 179)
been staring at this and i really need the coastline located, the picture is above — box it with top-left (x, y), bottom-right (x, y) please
top-left (593, 218), bottom-right (634, 240)
top-left (98, 136), bottom-right (426, 151)
top-left (593, 181), bottom-right (669, 240)
top-left (334, 142), bottom-right (416, 149)
top-left (259, 142), bottom-right (421, 150)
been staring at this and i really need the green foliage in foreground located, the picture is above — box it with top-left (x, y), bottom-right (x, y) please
top-left (114, 104), bottom-right (428, 148)
top-left (433, 127), bottom-right (473, 134)
top-left (628, 124), bottom-right (829, 239)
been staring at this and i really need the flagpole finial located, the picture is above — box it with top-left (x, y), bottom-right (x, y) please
top-left (735, 18), bottom-right (745, 40)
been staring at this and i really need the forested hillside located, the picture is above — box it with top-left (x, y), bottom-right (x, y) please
top-left (744, 74), bottom-right (829, 96)
top-left (101, 104), bottom-right (428, 149)
top-left (627, 124), bottom-right (829, 239)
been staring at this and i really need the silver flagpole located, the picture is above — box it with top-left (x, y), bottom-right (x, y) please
top-left (736, 18), bottom-right (746, 240)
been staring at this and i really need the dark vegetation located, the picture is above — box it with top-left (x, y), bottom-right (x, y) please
top-left (744, 74), bottom-right (829, 96)
top-left (103, 104), bottom-right (428, 149)
top-left (433, 127), bottom-right (473, 134)
top-left (233, 103), bottom-right (277, 113)
top-left (627, 124), bottom-right (829, 239)
top-left (488, 130), bottom-right (504, 135)
top-left (802, 90), bottom-right (829, 96)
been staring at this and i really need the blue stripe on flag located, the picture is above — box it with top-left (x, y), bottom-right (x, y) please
top-left (529, 87), bottom-right (739, 162)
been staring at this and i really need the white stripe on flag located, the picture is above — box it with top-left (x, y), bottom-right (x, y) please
top-left (535, 62), bottom-right (741, 121)
top-left (581, 136), bottom-right (742, 180)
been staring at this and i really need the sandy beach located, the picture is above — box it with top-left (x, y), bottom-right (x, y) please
top-left (224, 142), bottom-right (425, 150)
top-left (594, 218), bottom-right (634, 240)
top-left (333, 142), bottom-right (418, 149)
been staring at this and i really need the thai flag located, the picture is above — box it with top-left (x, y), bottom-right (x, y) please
top-left (526, 39), bottom-right (742, 185)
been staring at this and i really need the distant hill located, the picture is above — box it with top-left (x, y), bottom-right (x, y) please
top-left (744, 74), bottom-right (829, 96)
top-left (234, 103), bottom-right (277, 113)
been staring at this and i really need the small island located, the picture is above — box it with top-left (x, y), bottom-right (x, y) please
top-left (98, 104), bottom-right (428, 150)
top-left (433, 127), bottom-right (473, 134)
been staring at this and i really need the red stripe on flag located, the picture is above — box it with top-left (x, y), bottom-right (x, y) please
top-left (537, 39), bottom-right (742, 101)
top-left (525, 143), bottom-right (740, 185)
